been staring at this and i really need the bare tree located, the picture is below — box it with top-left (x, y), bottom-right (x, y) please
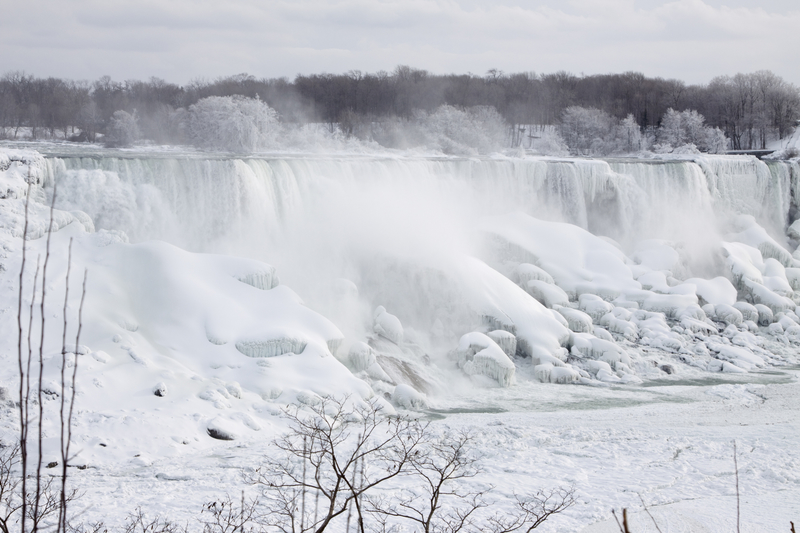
top-left (246, 396), bottom-right (427, 533)
top-left (14, 166), bottom-right (86, 533)
top-left (246, 397), bottom-right (576, 533)
top-left (0, 444), bottom-right (22, 533)
top-left (122, 508), bottom-right (186, 533)
top-left (366, 431), bottom-right (573, 533)
top-left (487, 489), bottom-right (576, 533)
top-left (365, 430), bottom-right (487, 533)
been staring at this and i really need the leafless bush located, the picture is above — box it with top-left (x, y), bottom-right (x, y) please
top-left (487, 488), bottom-right (576, 533)
top-left (365, 429), bottom-right (487, 533)
top-left (243, 396), bottom-right (575, 533)
top-left (199, 493), bottom-right (261, 533)
top-left (367, 430), bottom-right (575, 533)
top-left (122, 508), bottom-right (187, 533)
top-left (0, 443), bottom-right (79, 533)
top-left (0, 444), bottom-right (22, 533)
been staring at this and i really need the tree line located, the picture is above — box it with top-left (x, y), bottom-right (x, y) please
top-left (1, 67), bottom-right (798, 151)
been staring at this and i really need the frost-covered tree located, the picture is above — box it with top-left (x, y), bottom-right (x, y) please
top-left (704, 126), bottom-right (729, 154)
top-left (557, 108), bottom-right (652, 156)
top-left (187, 95), bottom-right (279, 153)
top-left (105, 109), bottom-right (140, 147)
top-left (559, 107), bottom-right (617, 156)
top-left (657, 108), bottom-right (729, 153)
top-left (528, 127), bottom-right (570, 156)
top-left (422, 104), bottom-right (506, 155)
top-left (615, 114), bottom-right (645, 153)
top-left (658, 108), bottom-right (704, 147)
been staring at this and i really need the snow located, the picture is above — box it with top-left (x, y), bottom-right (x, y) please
top-left (684, 276), bottom-right (737, 306)
top-left (373, 305), bottom-right (404, 344)
top-left (557, 306), bottom-right (594, 333)
top-left (1, 146), bottom-right (800, 532)
top-left (391, 383), bottom-right (428, 409)
top-left (513, 262), bottom-right (555, 285)
top-left (456, 332), bottom-right (516, 386)
top-left (524, 279), bottom-right (570, 307)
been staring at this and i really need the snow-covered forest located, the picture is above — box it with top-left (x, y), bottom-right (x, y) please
top-left (1, 69), bottom-right (799, 154)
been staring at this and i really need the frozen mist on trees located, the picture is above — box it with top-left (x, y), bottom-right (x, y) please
top-left (187, 96), bottom-right (279, 153)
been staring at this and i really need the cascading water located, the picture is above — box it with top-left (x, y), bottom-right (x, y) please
top-left (44, 155), bottom-right (799, 249)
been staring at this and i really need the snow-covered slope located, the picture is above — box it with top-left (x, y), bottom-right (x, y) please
top-left (0, 151), bottom-right (376, 465)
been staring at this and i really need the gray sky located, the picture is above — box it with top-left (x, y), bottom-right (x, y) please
top-left (1, 0), bottom-right (798, 85)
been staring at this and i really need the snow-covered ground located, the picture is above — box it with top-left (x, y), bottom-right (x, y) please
top-left (0, 146), bottom-right (799, 531)
top-left (767, 126), bottom-right (800, 155)
top-left (18, 373), bottom-right (796, 532)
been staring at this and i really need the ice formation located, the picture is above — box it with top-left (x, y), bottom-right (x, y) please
top-left (456, 332), bottom-right (516, 387)
top-left (235, 338), bottom-right (308, 358)
top-left (373, 306), bottom-right (404, 344)
top-left (391, 383), bottom-right (428, 409)
top-left (236, 267), bottom-right (279, 290)
top-left (1, 146), bottom-right (800, 458)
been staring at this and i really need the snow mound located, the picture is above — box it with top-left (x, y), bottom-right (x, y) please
top-left (524, 279), bottom-right (569, 308)
top-left (456, 332), bottom-right (516, 387)
top-left (513, 263), bottom-right (554, 285)
top-left (206, 418), bottom-right (238, 441)
top-left (486, 330), bottom-right (517, 358)
top-left (392, 384), bottom-right (427, 410)
top-left (373, 306), bottom-right (403, 344)
top-left (556, 307), bottom-right (593, 333)
top-left (534, 363), bottom-right (580, 384)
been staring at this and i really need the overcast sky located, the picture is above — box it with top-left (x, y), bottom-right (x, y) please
top-left (1, 0), bottom-right (798, 85)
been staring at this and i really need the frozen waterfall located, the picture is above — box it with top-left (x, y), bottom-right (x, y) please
top-left (35, 152), bottom-right (800, 393)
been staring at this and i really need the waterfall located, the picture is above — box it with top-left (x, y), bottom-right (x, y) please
top-left (43, 154), bottom-right (799, 252)
top-left (23, 150), bottom-right (800, 394)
